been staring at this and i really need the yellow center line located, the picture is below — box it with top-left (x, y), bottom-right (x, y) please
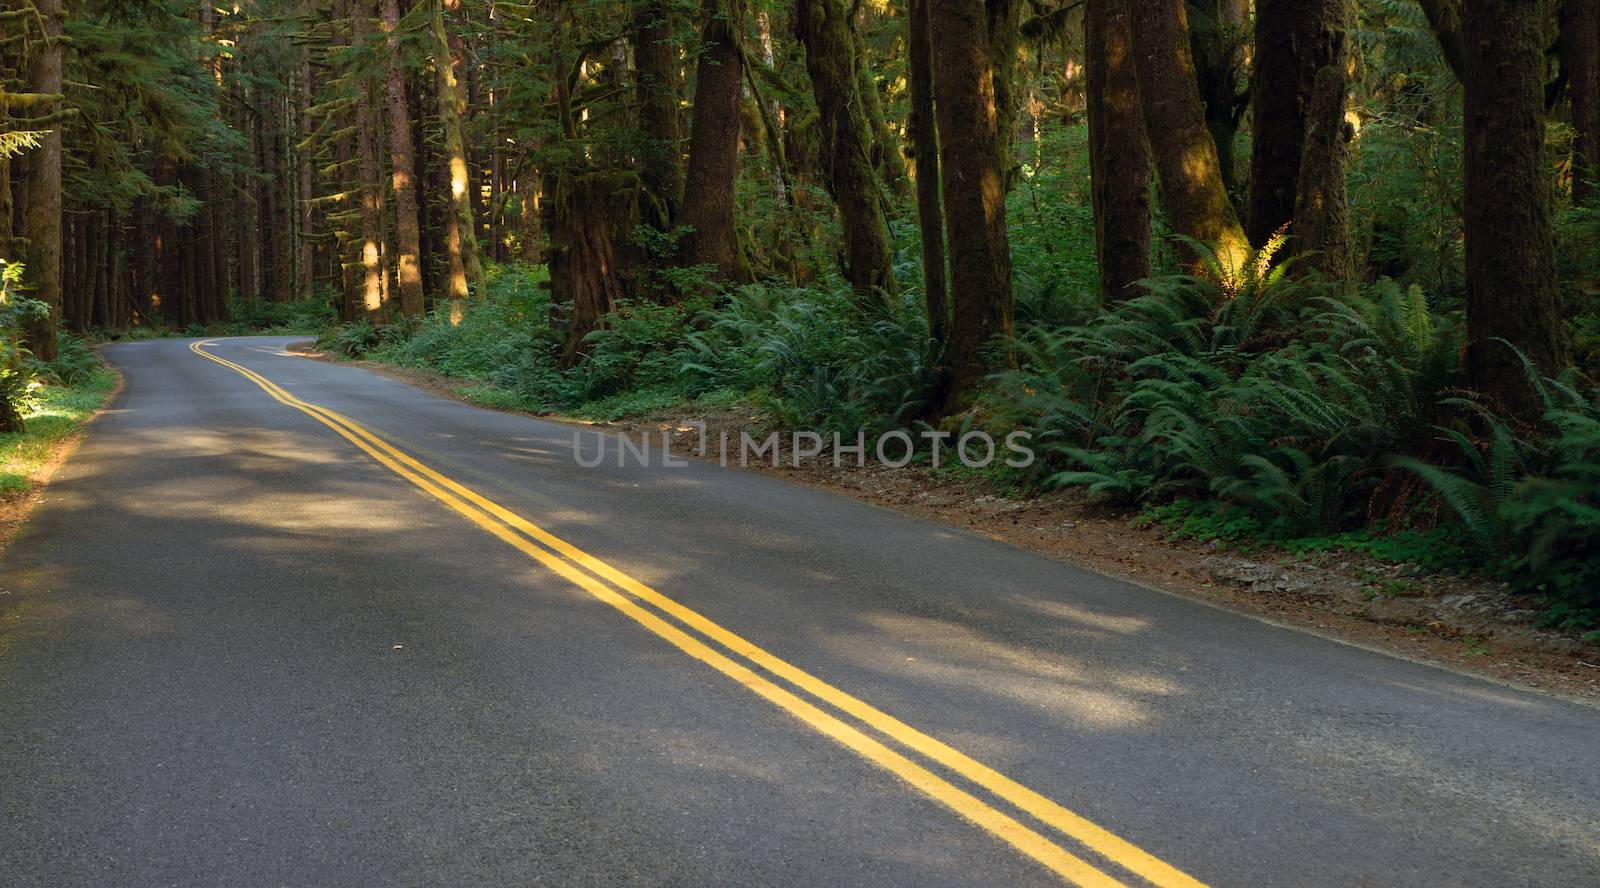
top-left (190, 339), bottom-right (1207, 888)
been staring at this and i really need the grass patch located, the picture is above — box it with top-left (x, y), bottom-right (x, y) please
top-left (0, 367), bottom-right (119, 493)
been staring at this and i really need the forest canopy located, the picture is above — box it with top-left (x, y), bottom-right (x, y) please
top-left (2, 0), bottom-right (1598, 627)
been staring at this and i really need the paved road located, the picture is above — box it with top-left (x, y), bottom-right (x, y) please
top-left (2, 336), bottom-right (1597, 887)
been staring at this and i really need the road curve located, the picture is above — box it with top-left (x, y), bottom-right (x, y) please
top-left (1, 336), bottom-right (1596, 887)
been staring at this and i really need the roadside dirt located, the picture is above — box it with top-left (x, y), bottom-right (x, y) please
top-left (290, 345), bottom-right (1600, 705)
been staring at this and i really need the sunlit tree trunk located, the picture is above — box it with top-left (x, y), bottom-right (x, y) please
top-left (797, 0), bottom-right (896, 302)
top-left (434, 0), bottom-right (483, 321)
top-left (908, 0), bottom-right (948, 346)
top-left (1130, 0), bottom-right (1250, 276)
top-left (353, 0), bottom-right (387, 318)
top-left (380, 0), bottom-right (425, 318)
top-left (21, 0), bottom-right (63, 361)
top-left (679, 0), bottom-right (748, 282)
top-left (930, 0), bottom-right (1014, 411)
top-left (1086, 0), bottom-right (1152, 302)
top-left (1460, 0), bottom-right (1567, 410)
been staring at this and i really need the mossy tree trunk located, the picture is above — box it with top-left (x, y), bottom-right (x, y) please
top-left (1565, 0), bottom-right (1600, 203)
top-left (680, 0), bottom-right (749, 283)
top-left (380, 0), bottom-right (425, 319)
top-left (21, 0), bottom-right (63, 361)
top-left (797, 0), bottom-right (896, 303)
top-left (1248, 0), bottom-right (1350, 246)
top-left (907, 0), bottom-right (948, 346)
top-left (1459, 0), bottom-right (1568, 411)
top-left (633, 0), bottom-right (682, 234)
top-left (1130, 0), bottom-right (1250, 276)
top-left (434, 0), bottom-right (484, 321)
top-left (1293, 44), bottom-right (1355, 281)
top-left (352, 0), bottom-right (388, 319)
top-left (1186, 0), bottom-right (1247, 194)
top-left (1086, 0), bottom-right (1152, 302)
top-left (930, 0), bottom-right (1015, 412)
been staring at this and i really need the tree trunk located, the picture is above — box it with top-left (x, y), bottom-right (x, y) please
top-left (797, 0), bottom-right (896, 302)
top-left (1248, 0), bottom-right (1349, 246)
top-left (1292, 39), bottom-right (1355, 281)
top-left (634, 0), bottom-right (683, 233)
top-left (260, 90), bottom-right (293, 303)
top-left (679, 0), bottom-right (748, 282)
top-left (21, 0), bottom-right (63, 361)
top-left (298, 44), bottom-right (317, 302)
top-left (380, 0), bottom-right (425, 318)
top-left (435, 0), bottom-right (484, 320)
top-left (1566, 0), bottom-right (1600, 203)
top-left (930, 0), bottom-right (1014, 410)
top-left (1086, 0), bottom-right (1152, 302)
top-left (354, 1), bottom-right (387, 318)
top-left (518, 173), bottom-right (544, 263)
top-left (908, 0), bottom-right (948, 345)
top-left (853, 5), bottom-right (907, 196)
top-left (0, 153), bottom-right (11, 257)
top-left (234, 87), bottom-right (262, 305)
top-left (987, 0), bottom-right (1022, 189)
top-left (1130, 0), bottom-right (1250, 276)
top-left (548, 174), bottom-right (628, 368)
top-left (1460, 0), bottom-right (1567, 410)
top-left (1186, 0), bottom-right (1245, 193)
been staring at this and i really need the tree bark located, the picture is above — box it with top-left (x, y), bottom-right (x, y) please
top-left (634, 0), bottom-right (682, 233)
top-left (260, 90), bottom-right (294, 303)
top-left (1565, 0), bottom-right (1600, 203)
top-left (353, 0), bottom-right (387, 318)
top-left (1130, 0), bottom-right (1250, 276)
top-left (797, 0), bottom-right (896, 302)
top-left (380, 0), bottom-right (425, 318)
top-left (1248, 0), bottom-right (1349, 246)
top-left (1086, 0), bottom-right (1152, 302)
top-left (435, 0), bottom-right (484, 320)
top-left (21, 0), bottom-right (63, 361)
top-left (0, 152), bottom-right (11, 258)
top-left (987, 0), bottom-right (1022, 189)
top-left (930, 0), bottom-right (1014, 410)
top-left (1293, 50), bottom-right (1355, 280)
top-left (853, 5), bottom-right (907, 195)
top-left (234, 84), bottom-right (262, 305)
top-left (908, 0), bottom-right (948, 344)
top-left (1460, 0), bottom-right (1567, 410)
top-left (298, 42), bottom-right (317, 302)
top-left (679, 0), bottom-right (748, 282)
top-left (1186, 0), bottom-right (1246, 193)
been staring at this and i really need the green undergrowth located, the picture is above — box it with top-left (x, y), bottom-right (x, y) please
top-left (1, 340), bottom-right (118, 494)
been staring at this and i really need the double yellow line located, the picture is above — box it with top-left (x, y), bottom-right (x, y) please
top-left (190, 339), bottom-right (1206, 888)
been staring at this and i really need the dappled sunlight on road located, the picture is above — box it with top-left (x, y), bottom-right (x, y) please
top-left (848, 611), bottom-right (1176, 729)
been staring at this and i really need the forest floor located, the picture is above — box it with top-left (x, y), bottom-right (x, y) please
top-left (0, 366), bottom-right (121, 560)
top-left (295, 346), bottom-right (1600, 705)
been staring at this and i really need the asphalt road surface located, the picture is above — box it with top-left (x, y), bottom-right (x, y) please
top-left (2, 336), bottom-right (1597, 887)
